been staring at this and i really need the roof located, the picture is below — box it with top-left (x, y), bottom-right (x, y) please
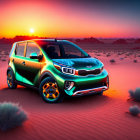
top-left (14, 39), bottom-right (70, 45)
top-left (32, 39), bottom-right (58, 42)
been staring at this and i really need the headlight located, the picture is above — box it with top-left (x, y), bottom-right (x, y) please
top-left (62, 67), bottom-right (75, 75)
top-left (53, 62), bottom-right (76, 75)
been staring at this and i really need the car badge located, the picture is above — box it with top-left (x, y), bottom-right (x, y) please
top-left (86, 66), bottom-right (92, 68)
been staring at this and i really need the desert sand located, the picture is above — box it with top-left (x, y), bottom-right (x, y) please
top-left (0, 42), bottom-right (140, 140)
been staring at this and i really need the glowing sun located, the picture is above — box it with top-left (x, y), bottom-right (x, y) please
top-left (30, 28), bottom-right (34, 33)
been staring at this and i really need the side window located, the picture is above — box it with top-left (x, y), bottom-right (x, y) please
top-left (26, 42), bottom-right (40, 58)
top-left (15, 42), bottom-right (26, 57)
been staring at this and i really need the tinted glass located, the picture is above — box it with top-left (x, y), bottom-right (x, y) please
top-left (46, 45), bottom-right (60, 59)
top-left (15, 42), bottom-right (26, 57)
top-left (63, 44), bottom-right (85, 58)
top-left (37, 41), bottom-right (90, 59)
top-left (26, 42), bottom-right (40, 58)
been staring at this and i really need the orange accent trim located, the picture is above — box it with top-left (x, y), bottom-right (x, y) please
top-left (54, 65), bottom-right (61, 70)
top-left (75, 70), bottom-right (79, 75)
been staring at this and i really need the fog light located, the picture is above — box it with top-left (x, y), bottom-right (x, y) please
top-left (65, 81), bottom-right (74, 90)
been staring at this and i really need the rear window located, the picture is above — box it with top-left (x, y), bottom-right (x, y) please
top-left (26, 42), bottom-right (40, 58)
top-left (15, 42), bottom-right (26, 57)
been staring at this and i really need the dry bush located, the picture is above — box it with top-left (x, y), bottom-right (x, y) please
top-left (129, 105), bottom-right (140, 116)
top-left (110, 59), bottom-right (115, 63)
top-left (133, 60), bottom-right (138, 63)
top-left (0, 102), bottom-right (28, 131)
top-left (129, 88), bottom-right (140, 101)
top-left (1, 59), bottom-right (6, 61)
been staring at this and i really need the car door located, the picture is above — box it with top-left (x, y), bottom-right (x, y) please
top-left (14, 42), bottom-right (27, 82)
top-left (23, 41), bottom-right (41, 86)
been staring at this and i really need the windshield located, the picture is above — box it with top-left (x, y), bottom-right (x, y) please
top-left (37, 41), bottom-right (90, 59)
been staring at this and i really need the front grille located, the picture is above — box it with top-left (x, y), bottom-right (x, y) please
top-left (74, 82), bottom-right (105, 92)
top-left (78, 69), bottom-right (101, 76)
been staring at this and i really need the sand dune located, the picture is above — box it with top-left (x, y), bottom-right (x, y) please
top-left (0, 43), bottom-right (140, 140)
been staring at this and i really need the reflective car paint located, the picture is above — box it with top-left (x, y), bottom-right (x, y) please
top-left (8, 39), bottom-right (109, 96)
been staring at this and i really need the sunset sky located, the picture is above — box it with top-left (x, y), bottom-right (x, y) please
top-left (0, 0), bottom-right (140, 38)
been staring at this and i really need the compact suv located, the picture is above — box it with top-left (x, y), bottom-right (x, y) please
top-left (7, 39), bottom-right (109, 103)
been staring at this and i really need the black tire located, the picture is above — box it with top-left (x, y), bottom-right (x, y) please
top-left (7, 70), bottom-right (17, 89)
top-left (98, 91), bottom-right (103, 96)
top-left (39, 77), bottom-right (64, 103)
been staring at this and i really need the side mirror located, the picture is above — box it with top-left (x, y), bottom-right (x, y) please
top-left (30, 52), bottom-right (43, 59)
top-left (30, 52), bottom-right (38, 59)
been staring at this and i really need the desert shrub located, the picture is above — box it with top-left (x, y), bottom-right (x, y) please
top-left (110, 59), bottom-right (115, 63)
top-left (129, 105), bottom-right (140, 116)
top-left (129, 88), bottom-right (140, 101)
top-left (133, 60), bottom-right (138, 63)
top-left (1, 59), bottom-right (6, 61)
top-left (106, 54), bottom-right (111, 57)
top-left (120, 58), bottom-right (124, 60)
top-left (0, 102), bottom-right (28, 131)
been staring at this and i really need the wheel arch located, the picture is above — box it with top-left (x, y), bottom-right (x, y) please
top-left (39, 71), bottom-right (57, 85)
top-left (39, 71), bottom-right (65, 103)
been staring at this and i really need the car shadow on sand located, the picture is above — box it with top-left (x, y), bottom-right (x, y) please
top-left (0, 86), bottom-right (111, 112)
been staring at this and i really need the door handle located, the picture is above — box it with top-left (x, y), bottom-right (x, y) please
top-left (22, 61), bottom-right (25, 65)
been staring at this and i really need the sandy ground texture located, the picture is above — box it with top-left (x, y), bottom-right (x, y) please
top-left (0, 43), bottom-right (140, 140)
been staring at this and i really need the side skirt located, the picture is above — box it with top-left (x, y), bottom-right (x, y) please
top-left (15, 80), bottom-right (39, 91)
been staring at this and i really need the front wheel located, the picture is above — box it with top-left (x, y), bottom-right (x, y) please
top-left (98, 91), bottom-right (103, 96)
top-left (7, 70), bottom-right (17, 89)
top-left (39, 77), bottom-right (64, 103)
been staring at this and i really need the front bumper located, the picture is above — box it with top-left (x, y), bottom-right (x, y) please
top-left (62, 69), bottom-right (109, 96)
top-left (72, 86), bottom-right (108, 96)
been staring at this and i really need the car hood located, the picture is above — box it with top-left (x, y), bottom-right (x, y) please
top-left (53, 58), bottom-right (103, 70)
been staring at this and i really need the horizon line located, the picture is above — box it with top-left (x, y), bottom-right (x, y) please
top-left (0, 35), bottom-right (140, 39)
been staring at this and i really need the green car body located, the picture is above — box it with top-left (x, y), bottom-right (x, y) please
top-left (7, 39), bottom-right (109, 103)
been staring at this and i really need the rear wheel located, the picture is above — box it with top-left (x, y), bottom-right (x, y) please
top-left (7, 70), bottom-right (17, 89)
top-left (39, 77), bottom-right (64, 103)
